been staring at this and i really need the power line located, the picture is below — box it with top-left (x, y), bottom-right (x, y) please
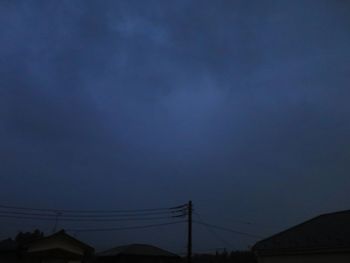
top-left (194, 212), bottom-right (233, 249)
top-left (66, 220), bottom-right (187, 233)
top-left (0, 210), bottom-right (184, 218)
top-left (0, 204), bottom-right (187, 214)
top-left (193, 221), bottom-right (263, 239)
top-left (0, 203), bottom-right (188, 236)
top-left (0, 214), bottom-right (181, 222)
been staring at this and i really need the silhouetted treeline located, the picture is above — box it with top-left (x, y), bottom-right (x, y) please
top-left (15, 229), bottom-right (44, 247)
top-left (188, 251), bottom-right (256, 263)
top-left (0, 229), bottom-right (44, 249)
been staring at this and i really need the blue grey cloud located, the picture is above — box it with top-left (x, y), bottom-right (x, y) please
top-left (0, 0), bottom-right (350, 252)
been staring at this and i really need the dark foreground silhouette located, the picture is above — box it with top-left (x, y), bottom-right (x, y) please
top-left (191, 251), bottom-right (256, 263)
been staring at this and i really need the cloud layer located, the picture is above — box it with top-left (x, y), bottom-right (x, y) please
top-left (1, 0), bottom-right (350, 251)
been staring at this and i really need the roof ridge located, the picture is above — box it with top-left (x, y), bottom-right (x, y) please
top-left (317, 209), bottom-right (350, 217)
top-left (30, 229), bottom-right (94, 251)
top-left (98, 243), bottom-right (179, 257)
top-left (253, 209), bottom-right (350, 252)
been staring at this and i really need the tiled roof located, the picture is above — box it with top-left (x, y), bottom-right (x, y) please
top-left (98, 244), bottom-right (179, 258)
top-left (28, 230), bottom-right (94, 252)
top-left (253, 210), bottom-right (350, 254)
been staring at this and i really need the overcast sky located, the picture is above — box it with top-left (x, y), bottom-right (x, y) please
top-left (1, 0), bottom-right (350, 253)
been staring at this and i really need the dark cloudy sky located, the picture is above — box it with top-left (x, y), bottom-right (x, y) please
top-left (1, 0), bottom-right (350, 253)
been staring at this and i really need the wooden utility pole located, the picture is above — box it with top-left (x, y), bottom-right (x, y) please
top-left (187, 200), bottom-right (193, 263)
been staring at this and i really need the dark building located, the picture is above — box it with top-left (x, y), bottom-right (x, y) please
top-left (96, 244), bottom-right (180, 263)
top-left (0, 230), bottom-right (94, 263)
top-left (26, 230), bottom-right (94, 263)
top-left (252, 210), bottom-right (350, 263)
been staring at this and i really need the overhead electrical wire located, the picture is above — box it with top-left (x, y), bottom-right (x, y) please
top-left (194, 212), bottom-right (233, 248)
top-left (0, 201), bottom-right (264, 253)
top-left (193, 220), bottom-right (262, 239)
top-left (0, 203), bottom-right (188, 223)
top-left (0, 204), bottom-right (187, 214)
top-left (66, 220), bottom-right (187, 233)
top-left (0, 210), bottom-right (185, 218)
top-left (0, 214), bottom-right (185, 222)
top-left (0, 204), bottom-right (189, 239)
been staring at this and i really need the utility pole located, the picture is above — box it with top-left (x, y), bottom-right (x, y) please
top-left (187, 200), bottom-right (193, 263)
